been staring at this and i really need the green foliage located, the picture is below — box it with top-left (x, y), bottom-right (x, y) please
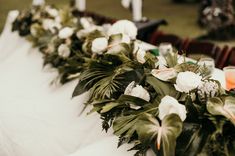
top-left (136, 114), bottom-right (183, 156)
top-left (12, 4), bottom-right (235, 156)
top-left (207, 96), bottom-right (235, 126)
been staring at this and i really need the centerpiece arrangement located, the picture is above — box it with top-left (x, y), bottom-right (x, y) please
top-left (12, 4), bottom-right (235, 156)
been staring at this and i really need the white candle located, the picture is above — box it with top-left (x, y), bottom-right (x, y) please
top-left (76, 0), bottom-right (86, 11)
top-left (132, 0), bottom-right (142, 22)
top-left (32, 0), bottom-right (45, 5)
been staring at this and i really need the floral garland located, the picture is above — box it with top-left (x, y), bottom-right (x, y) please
top-left (12, 4), bottom-right (235, 156)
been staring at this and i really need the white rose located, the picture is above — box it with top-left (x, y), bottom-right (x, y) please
top-left (121, 34), bottom-right (131, 44)
top-left (58, 27), bottom-right (74, 39)
top-left (42, 19), bottom-right (61, 33)
top-left (132, 41), bottom-right (147, 64)
top-left (45, 7), bottom-right (59, 17)
top-left (91, 37), bottom-right (108, 54)
top-left (174, 71), bottom-right (202, 93)
top-left (108, 20), bottom-right (137, 39)
top-left (58, 44), bottom-right (71, 58)
top-left (80, 17), bottom-right (93, 29)
top-left (159, 96), bottom-right (187, 121)
top-left (124, 81), bottom-right (150, 102)
top-left (151, 68), bottom-right (177, 81)
top-left (55, 16), bottom-right (61, 23)
top-left (102, 24), bottom-right (112, 34)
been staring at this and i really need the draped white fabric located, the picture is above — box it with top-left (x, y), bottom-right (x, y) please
top-left (0, 11), bottom-right (114, 156)
top-left (0, 11), bottom-right (226, 156)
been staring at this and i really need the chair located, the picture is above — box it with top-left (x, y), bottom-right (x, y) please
top-left (217, 45), bottom-right (230, 69)
top-left (182, 40), bottom-right (222, 68)
top-left (149, 31), bottom-right (183, 51)
top-left (228, 48), bottom-right (235, 66)
top-left (222, 47), bottom-right (235, 67)
top-left (136, 20), bottom-right (168, 42)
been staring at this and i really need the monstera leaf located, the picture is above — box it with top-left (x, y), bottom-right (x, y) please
top-left (136, 113), bottom-right (183, 156)
top-left (207, 96), bottom-right (235, 126)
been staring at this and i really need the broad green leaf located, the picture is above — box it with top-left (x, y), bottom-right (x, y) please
top-left (118, 95), bottom-right (149, 106)
top-left (146, 75), bottom-right (179, 98)
top-left (207, 96), bottom-right (235, 126)
top-left (176, 123), bottom-right (209, 156)
top-left (137, 114), bottom-right (183, 156)
top-left (72, 79), bottom-right (90, 97)
top-left (101, 102), bottom-right (120, 113)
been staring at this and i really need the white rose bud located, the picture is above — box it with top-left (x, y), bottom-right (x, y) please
top-left (159, 96), bottom-right (187, 121)
top-left (42, 19), bottom-right (61, 33)
top-left (58, 44), bottom-right (71, 58)
top-left (108, 20), bottom-right (137, 39)
top-left (136, 48), bottom-right (146, 64)
top-left (91, 37), bottom-right (108, 54)
top-left (174, 71), bottom-right (202, 93)
top-left (124, 81), bottom-right (150, 102)
top-left (58, 27), bottom-right (74, 39)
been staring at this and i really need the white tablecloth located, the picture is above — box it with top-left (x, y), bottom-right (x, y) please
top-left (0, 11), bottom-right (226, 156)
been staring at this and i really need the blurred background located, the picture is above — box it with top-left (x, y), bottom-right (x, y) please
top-left (0, 0), bottom-right (234, 46)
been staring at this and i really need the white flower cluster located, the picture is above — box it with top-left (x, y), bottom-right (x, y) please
top-left (90, 20), bottom-right (139, 56)
top-left (77, 17), bottom-right (111, 39)
top-left (58, 44), bottom-right (71, 58)
top-left (58, 27), bottom-right (74, 39)
top-left (45, 6), bottom-right (59, 18)
top-left (197, 80), bottom-right (219, 101)
top-left (174, 71), bottom-right (202, 93)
